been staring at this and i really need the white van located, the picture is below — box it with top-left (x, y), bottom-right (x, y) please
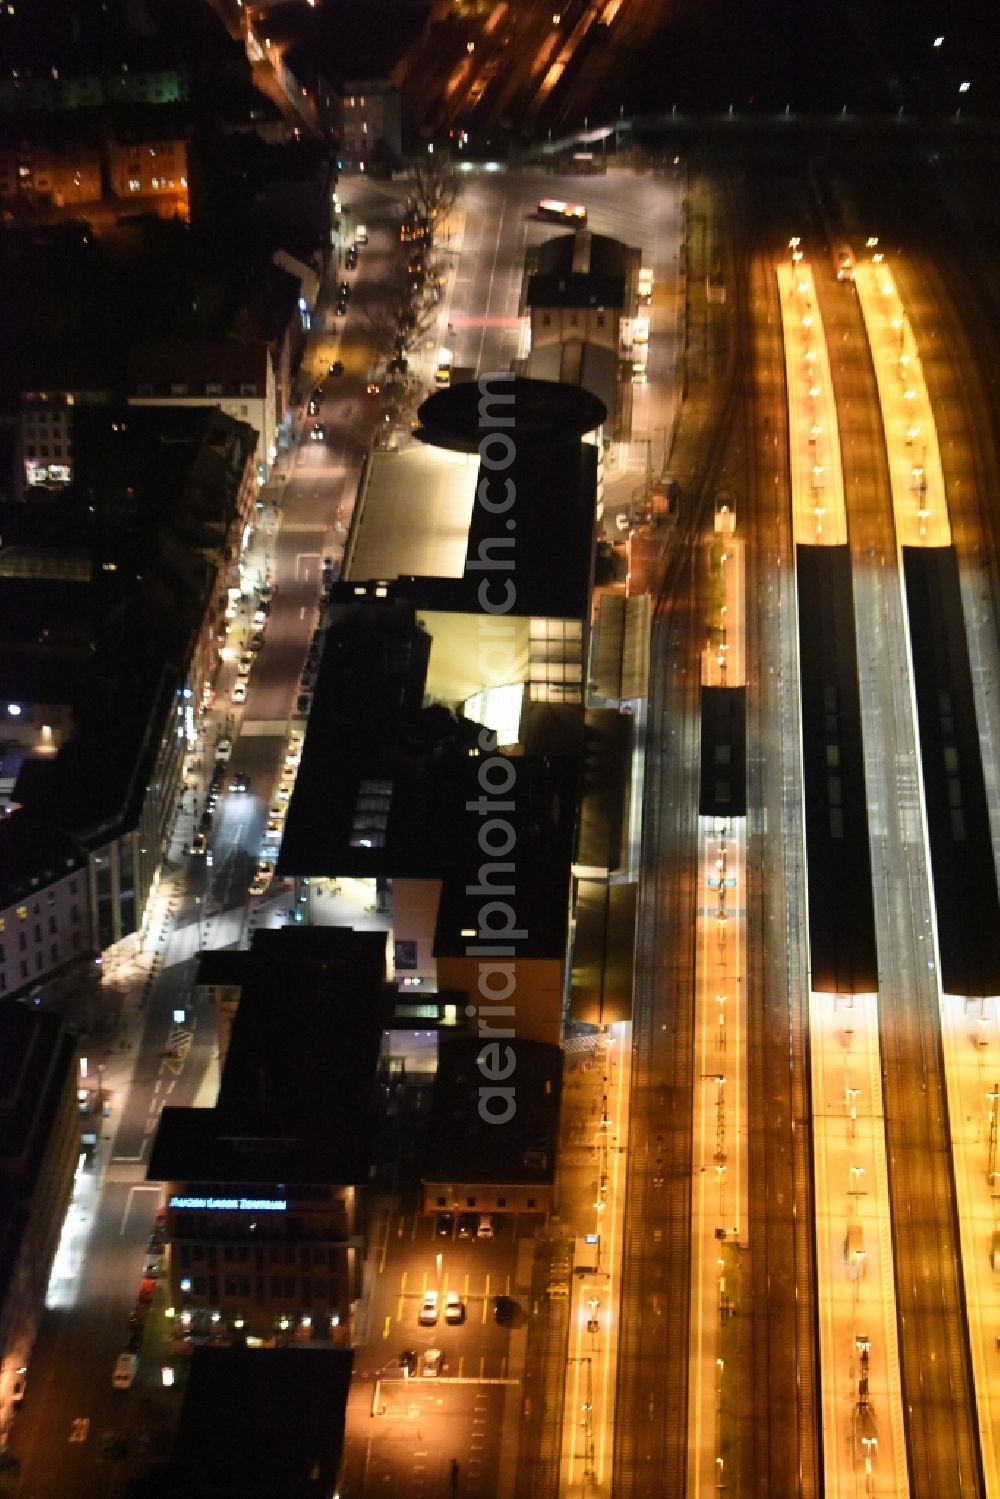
top-left (354, 223), bottom-right (368, 244)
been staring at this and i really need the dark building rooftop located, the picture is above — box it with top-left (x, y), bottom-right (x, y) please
top-left (527, 272), bottom-right (625, 310)
top-left (127, 1345), bottom-right (353, 1499)
top-left (276, 605), bottom-right (579, 960)
top-left (422, 1034), bottom-right (562, 1188)
top-left (128, 339), bottom-right (270, 394)
top-left (0, 811), bottom-right (89, 908)
top-left (415, 375), bottom-right (606, 453)
top-left (0, 1005), bottom-right (76, 1183)
top-left (148, 931), bottom-right (388, 1187)
top-left (534, 229), bottom-right (632, 281)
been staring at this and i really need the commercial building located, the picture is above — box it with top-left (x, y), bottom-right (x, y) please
top-left (421, 1035), bottom-right (563, 1219)
top-left (337, 80), bottom-right (402, 169)
top-left (147, 927), bottom-right (388, 1344)
top-left (128, 341), bottom-right (277, 480)
top-left (277, 380), bottom-right (632, 1047)
top-left (3, 406), bottom-right (257, 967)
top-left (0, 814), bottom-right (91, 1002)
top-left (0, 1007), bottom-right (79, 1443)
top-left (0, 139), bottom-right (102, 208)
top-left (525, 229), bottom-right (641, 440)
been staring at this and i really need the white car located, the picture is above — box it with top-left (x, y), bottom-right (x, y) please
top-left (231, 680), bottom-right (248, 704)
top-left (615, 512), bottom-right (631, 533)
top-left (216, 737), bottom-right (233, 762)
top-left (421, 1348), bottom-right (442, 1377)
top-left (112, 1353), bottom-right (138, 1390)
top-left (444, 1291), bottom-right (465, 1324)
top-left (418, 1290), bottom-right (439, 1326)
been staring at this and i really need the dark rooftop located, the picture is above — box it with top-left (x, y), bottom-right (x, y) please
top-left (527, 272), bottom-right (625, 310)
top-left (339, 431), bottom-right (599, 623)
top-left (148, 932), bottom-right (388, 1186)
top-left (422, 1035), bottom-right (562, 1187)
top-left (535, 230), bottom-right (632, 280)
top-left (0, 811), bottom-right (89, 908)
top-left (277, 605), bottom-right (579, 959)
top-left (130, 1345), bottom-right (353, 1499)
top-left (415, 375), bottom-right (606, 453)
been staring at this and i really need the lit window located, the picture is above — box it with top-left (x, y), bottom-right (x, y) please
top-left (16, 906), bottom-right (27, 921)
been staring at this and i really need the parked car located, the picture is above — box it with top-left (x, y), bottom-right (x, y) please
top-left (476, 1215), bottom-right (494, 1239)
top-left (296, 693), bottom-right (313, 714)
top-left (112, 1353), bottom-right (138, 1390)
top-left (421, 1348), bottom-right (442, 1378)
top-left (399, 1348), bottom-right (418, 1374)
top-left (457, 1214), bottom-right (476, 1239)
top-left (444, 1291), bottom-right (465, 1325)
top-left (249, 632), bottom-right (265, 651)
top-left (216, 737), bottom-right (233, 762)
top-left (493, 1295), bottom-right (515, 1325)
top-left (435, 1214), bottom-right (452, 1239)
top-left (417, 1290), bottom-right (438, 1326)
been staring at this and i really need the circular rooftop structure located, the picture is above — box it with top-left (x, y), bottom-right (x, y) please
top-left (416, 376), bottom-right (607, 454)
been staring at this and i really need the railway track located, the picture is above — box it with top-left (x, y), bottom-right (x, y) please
top-left (810, 148), bottom-right (986, 1499)
top-left (613, 164), bottom-right (737, 1499)
top-left (731, 163), bottom-right (820, 1499)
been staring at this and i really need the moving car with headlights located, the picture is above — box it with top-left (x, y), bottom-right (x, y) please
top-left (309, 424), bottom-right (326, 442)
top-left (231, 680), bottom-right (247, 704)
top-left (537, 198), bottom-right (587, 225)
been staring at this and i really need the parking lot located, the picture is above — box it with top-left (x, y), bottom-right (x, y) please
top-left (342, 1208), bottom-right (536, 1497)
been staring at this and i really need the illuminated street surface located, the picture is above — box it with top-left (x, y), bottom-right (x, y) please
top-left (559, 1023), bottom-right (630, 1498)
top-left (777, 259), bottom-right (848, 546)
top-left (810, 991), bottom-right (908, 1498)
top-left (853, 258), bottom-right (951, 550)
top-left (938, 990), bottom-right (1000, 1493)
top-left (689, 524), bottom-right (746, 1494)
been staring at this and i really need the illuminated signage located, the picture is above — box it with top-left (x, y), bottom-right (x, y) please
top-left (168, 1195), bottom-right (287, 1212)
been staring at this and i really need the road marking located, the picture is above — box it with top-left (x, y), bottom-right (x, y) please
top-left (383, 1314), bottom-right (391, 1339)
top-left (69, 1417), bottom-right (89, 1443)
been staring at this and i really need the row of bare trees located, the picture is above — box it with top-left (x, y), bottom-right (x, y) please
top-left (355, 165), bottom-right (459, 366)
